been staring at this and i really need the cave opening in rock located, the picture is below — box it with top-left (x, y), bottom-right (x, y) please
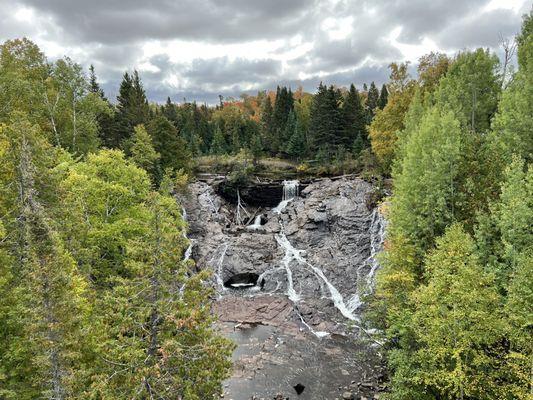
top-left (223, 272), bottom-right (260, 289)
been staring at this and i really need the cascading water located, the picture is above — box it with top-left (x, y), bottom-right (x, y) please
top-left (181, 207), bottom-right (193, 261)
top-left (272, 180), bottom-right (299, 214)
top-left (347, 208), bottom-right (386, 312)
top-left (246, 215), bottom-right (263, 230)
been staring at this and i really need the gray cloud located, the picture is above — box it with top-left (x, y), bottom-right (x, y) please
top-left (2, 0), bottom-right (528, 103)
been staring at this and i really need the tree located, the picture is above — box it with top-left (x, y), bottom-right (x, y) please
top-left (378, 83), bottom-right (388, 109)
top-left (366, 81), bottom-right (380, 122)
top-left (390, 107), bottom-right (462, 263)
top-left (308, 83), bottom-right (344, 160)
top-left (409, 224), bottom-right (504, 399)
top-left (112, 70), bottom-right (150, 150)
top-left (0, 115), bottom-right (88, 399)
top-left (286, 114), bottom-right (307, 160)
top-left (435, 49), bottom-right (500, 134)
top-left (147, 115), bottom-right (191, 179)
top-left (130, 124), bottom-right (160, 179)
top-left (88, 64), bottom-right (105, 99)
top-left (343, 83), bottom-right (367, 147)
top-left (260, 95), bottom-right (274, 152)
top-left (271, 86), bottom-right (294, 153)
top-left (369, 63), bottom-right (416, 173)
top-left (488, 12), bottom-right (533, 177)
top-left (210, 125), bottom-right (227, 155)
top-left (90, 192), bottom-right (234, 399)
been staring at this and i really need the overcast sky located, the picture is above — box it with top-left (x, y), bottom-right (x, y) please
top-left (1, 0), bottom-right (529, 103)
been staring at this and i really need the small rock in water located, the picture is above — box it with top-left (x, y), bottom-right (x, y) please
top-left (293, 383), bottom-right (305, 394)
top-left (342, 392), bottom-right (354, 399)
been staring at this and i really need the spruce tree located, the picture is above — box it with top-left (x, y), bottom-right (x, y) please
top-left (366, 81), bottom-right (380, 122)
top-left (111, 72), bottom-right (133, 148)
top-left (210, 126), bottom-right (227, 155)
top-left (308, 83), bottom-right (344, 160)
top-left (88, 64), bottom-right (105, 99)
top-left (260, 96), bottom-right (274, 152)
top-left (342, 83), bottom-right (367, 148)
top-left (147, 115), bottom-right (191, 178)
top-left (378, 83), bottom-right (388, 109)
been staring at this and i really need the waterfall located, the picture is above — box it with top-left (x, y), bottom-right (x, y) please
top-left (246, 215), bottom-right (262, 230)
top-left (273, 180), bottom-right (299, 214)
top-left (210, 242), bottom-right (229, 291)
top-left (347, 208), bottom-right (386, 312)
top-left (273, 179), bottom-right (358, 323)
top-left (181, 207), bottom-right (193, 261)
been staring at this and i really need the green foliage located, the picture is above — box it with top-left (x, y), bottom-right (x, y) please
top-left (409, 224), bottom-right (504, 399)
top-left (390, 107), bottom-right (462, 259)
top-left (147, 115), bottom-right (192, 180)
top-left (130, 124), bottom-right (160, 179)
top-left (89, 193), bottom-right (234, 399)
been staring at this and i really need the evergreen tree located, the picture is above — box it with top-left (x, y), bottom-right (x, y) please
top-left (378, 83), bottom-right (388, 109)
top-left (88, 64), bottom-right (105, 99)
top-left (111, 72), bottom-right (134, 149)
top-left (260, 95), bottom-right (274, 152)
top-left (147, 115), bottom-right (191, 178)
top-left (366, 81), bottom-right (380, 122)
top-left (342, 83), bottom-right (367, 148)
top-left (308, 83), bottom-right (344, 160)
top-left (286, 114), bottom-right (307, 160)
top-left (210, 126), bottom-right (227, 155)
top-left (162, 96), bottom-right (178, 125)
top-left (112, 70), bottom-right (150, 151)
top-left (271, 86), bottom-right (294, 153)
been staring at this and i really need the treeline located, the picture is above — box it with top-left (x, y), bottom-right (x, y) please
top-left (370, 12), bottom-right (532, 399)
top-left (86, 64), bottom-right (389, 169)
top-left (0, 39), bottom-right (233, 399)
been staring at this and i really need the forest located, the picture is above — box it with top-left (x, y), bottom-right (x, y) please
top-left (0, 9), bottom-right (531, 400)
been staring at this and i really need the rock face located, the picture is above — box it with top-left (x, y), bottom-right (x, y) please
top-left (181, 176), bottom-right (387, 399)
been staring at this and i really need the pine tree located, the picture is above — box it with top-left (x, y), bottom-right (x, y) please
top-left (378, 83), bottom-right (388, 109)
top-left (88, 64), bottom-right (105, 99)
top-left (162, 96), bottom-right (178, 125)
top-left (111, 72), bottom-right (133, 149)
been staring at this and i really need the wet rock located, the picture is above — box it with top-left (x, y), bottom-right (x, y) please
top-left (342, 392), bottom-right (354, 399)
top-left (183, 177), bottom-right (387, 399)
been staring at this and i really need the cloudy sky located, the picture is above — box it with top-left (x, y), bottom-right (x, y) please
top-left (1, 0), bottom-right (529, 103)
